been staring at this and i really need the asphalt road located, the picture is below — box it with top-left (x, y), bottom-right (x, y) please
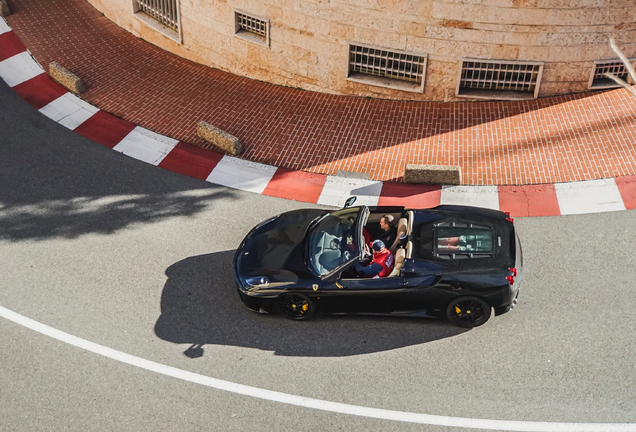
top-left (1, 79), bottom-right (635, 431)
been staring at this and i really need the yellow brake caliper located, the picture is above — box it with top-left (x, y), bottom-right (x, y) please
top-left (301, 303), bottom-right (309, 313)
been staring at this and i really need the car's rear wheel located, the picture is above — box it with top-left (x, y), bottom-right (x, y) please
top-left (276, 293), bottom-right (315, 320)
top-left (446, 296), bottom-right (491, 328)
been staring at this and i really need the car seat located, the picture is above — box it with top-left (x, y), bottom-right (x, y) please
top-left (389, 218), bottom-right (408, 254)
top-left (318, 250), bottom-right (341, 272)
top-left (388, 248), bottom-right (406, 277)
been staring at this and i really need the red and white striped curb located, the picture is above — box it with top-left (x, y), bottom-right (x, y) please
top-left (2, 18), bottom-right (635, 217)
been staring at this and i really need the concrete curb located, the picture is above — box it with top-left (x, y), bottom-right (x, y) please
top-left (404, 164), bottom-right (461, 185)
top-left (196, 121), bottom-right (242, 155)
top-left (1, 17), bottom-right (635, 217)
top-left (49, 61), bottom-right (85, 95)
top-left (0, 0), bottom-right (10, 17)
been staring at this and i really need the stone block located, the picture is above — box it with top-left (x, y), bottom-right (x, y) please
top-left (49, 62), bottom-right (85, 95)
top-left (197, 121), bottom-right (242, 155)
top-left (518, 45), bottom-right (550, 61)
top-left (329, 21), bottom-right (355, 40)
top-left (404, 164), bottom-right (462, 185)
top-left (493, 44), bottom-right (520, 60)
top-left (1, 0), bottom-right (11, 17)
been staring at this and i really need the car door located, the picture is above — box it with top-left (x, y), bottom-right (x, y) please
top-left (319, 275), bottom-right (408, 315)
top-left (400, 258), bottom-right (457, 312)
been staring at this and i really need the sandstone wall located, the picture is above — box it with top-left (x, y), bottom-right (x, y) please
top-left (87, 0), bottom-right (636, 101)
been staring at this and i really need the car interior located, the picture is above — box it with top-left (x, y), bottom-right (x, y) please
top-left (343, 211), bottom-right (414, 279)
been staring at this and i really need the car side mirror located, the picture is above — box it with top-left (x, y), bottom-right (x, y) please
top-left (343, 196), bottom-right (357, 208)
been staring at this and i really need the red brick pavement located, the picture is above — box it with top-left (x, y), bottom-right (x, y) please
top-left (5, 0), bottom-right (636, 185)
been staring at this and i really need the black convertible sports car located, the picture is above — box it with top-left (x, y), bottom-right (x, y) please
top-left (233, 198), bottom-right (522, 328)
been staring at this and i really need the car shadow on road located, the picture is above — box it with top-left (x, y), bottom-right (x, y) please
top-left (154, 251), bottom-right (468, 358)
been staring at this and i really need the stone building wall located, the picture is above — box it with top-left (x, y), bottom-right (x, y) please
top-left (87, 0), bottom-right (636, 101)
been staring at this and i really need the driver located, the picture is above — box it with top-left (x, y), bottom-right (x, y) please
top-left (355, 240), bottom-right (394, 278)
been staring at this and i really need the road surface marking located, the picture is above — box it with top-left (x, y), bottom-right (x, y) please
top-left (0, 305), bottom-right (633, 432)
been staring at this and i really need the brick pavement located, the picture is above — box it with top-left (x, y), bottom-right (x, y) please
top-left (3, 24), bottom-right (636, 216)
top-left (4, 0), bottom-right (636, 185)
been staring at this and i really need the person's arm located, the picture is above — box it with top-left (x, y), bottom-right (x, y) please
top-left (355, 262), bottom-right (383, 277)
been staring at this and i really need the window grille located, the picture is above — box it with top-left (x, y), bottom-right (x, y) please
top-left (589, 59), bottom-right (635, 89)
top-left (136, 0), bottom-right (179, 32)
top-left (234, 10), bottom-right (269, 47)
top-left (456, 59), bottom-right (543, 100)
top-left (347, 43), bottom-right (427, 93)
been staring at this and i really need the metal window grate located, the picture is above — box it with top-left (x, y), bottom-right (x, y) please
top-left (236, 12), bottom-right (267, 39)
top-left (349, 44), bottom-right (425, 84)
top-left (589, 59), bottom-right (633, 89)
top-left (459, 60), bottom-right (541, 93)
top-left (136, 0), bottom-right (179, 32)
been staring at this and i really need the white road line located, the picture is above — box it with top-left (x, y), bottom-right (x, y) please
top-left (440, 185), bottom-right (501, 210)
top-left (317, 176), bottom-right (383, 207)
top-left (0, 305), bottom-right (633, 432)
top-left (0, 51), bottom-right (44, 87)
top-left (206, 156), bottom-right (277, 194)
top-left (555, 179), bottom-right (626, 215)
top-left (113, 126), bottom-right (179, 166)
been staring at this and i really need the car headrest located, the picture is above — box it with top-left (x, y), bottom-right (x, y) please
top-left (388, 248), bottom-right (406, 277)
top-left (389, 218), bottom-right (409, 254)
top-left (395, 247), bottom-right (406, 263)
top-left (406, 241), bottom-right (413, 259)
top-left (397, 218), bottom-right (407, 234)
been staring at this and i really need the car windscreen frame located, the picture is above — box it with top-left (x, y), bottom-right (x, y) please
top-left (305, 206), bottom-right (369, 278)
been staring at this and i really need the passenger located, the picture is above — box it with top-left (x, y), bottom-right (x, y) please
top-left (355, 240), bottom-right (394, 278)
top-left (373, 214), bottom-right (397, 248)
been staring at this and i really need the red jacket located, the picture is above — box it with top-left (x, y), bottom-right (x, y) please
top-left (372, 248), bottom-right (395, 278)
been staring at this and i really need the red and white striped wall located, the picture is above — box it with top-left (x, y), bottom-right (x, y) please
top-left (2, 17), bottom-right (635, 217)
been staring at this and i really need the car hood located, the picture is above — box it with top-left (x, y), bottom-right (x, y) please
top-left (234, 209), bottom-right (327, 283)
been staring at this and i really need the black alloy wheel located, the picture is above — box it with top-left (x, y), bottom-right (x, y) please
top-left (446, 296), bottom-right (492, 328)
top-left (276, 293), bottom-right (316, 320)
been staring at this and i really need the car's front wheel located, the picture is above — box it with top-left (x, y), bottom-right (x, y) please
top-left (276, 293), bottom-right (316, 320)
top-left (446, 296), bottom-right (491, 328)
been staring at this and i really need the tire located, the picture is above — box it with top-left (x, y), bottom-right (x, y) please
top-left (446, 296), bottom-right (491, 328)
top-left (275, 293), bottom-right (316, 321)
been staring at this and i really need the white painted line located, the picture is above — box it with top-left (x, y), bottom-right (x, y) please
top-left (39, 93), bottom-right (99, 130)
top-left (317, 176), bottom-right (383, 207)
top-left (0, 17), bottom-right (11, 35)
top-left (555, 179), bottom-right (626, 215)
top-left (0, 51), bottom-right (44, 87)
top-left (113, 126), bottom-right (179, 166)
top-left (0, 304), bottom-right (633, 432)
top-left (206, 156), bottom-right (277, 194)
top-left (440, 185), bottom-right (500, 210)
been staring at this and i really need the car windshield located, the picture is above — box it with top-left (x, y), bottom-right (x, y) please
top-left (307, 207), bottom-right (362, 276)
